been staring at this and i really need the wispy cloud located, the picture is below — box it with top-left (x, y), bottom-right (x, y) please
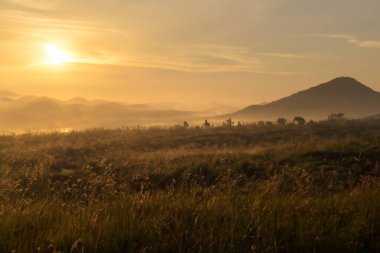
top-left (257, 52), bottom-right (331, 60)
top-left (314, 34), bottom-right (380, 48)
top-left (0, 9), bottom-right (121, 65)
top-left (117, 44), bottom-right (295, 75)
top-left (0, 8), bottom-right (296, 74)
top-left (1, 0), bottom-right (59, 10)
top-left (0, 10), bottom-right (107, 36)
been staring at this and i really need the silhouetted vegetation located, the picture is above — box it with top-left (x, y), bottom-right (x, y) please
top-left (328, 112), bottom-right (345, 121)
top-left (277, 117), bottom-right (287, 125)
top-left (223, 118), bottom-right (234, 127)
top-left (203, 119), bottom-right (211, 127)
top-left (1, 118), bottom-right (380, 252)
top-left (293, 116), bottom-right (306, 125)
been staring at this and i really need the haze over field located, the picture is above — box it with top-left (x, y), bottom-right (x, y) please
top-left (1, 76), bottom-right (380, 132)
top-left (0, 0), bottom-right (380, 108)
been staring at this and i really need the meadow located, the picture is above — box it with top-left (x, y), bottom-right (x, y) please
top-left (1, 119), bottom-right (380, 252)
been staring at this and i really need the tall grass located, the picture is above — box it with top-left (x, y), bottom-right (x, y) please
top-left (1, 119), bottom-right (380, 252)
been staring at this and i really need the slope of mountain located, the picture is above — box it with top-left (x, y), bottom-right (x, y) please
top-left (229, 77), bottom-right (380, 121)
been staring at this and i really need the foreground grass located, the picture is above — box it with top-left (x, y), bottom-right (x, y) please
top-left (2, 188), bottom-right (380, 253)
top-left (1, 120), bottom-right (380, 252)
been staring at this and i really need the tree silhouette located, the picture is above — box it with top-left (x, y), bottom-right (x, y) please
top-left (277, 118), bottom-right (287, 125)
top-left (293, 116), bottom-right (305, 125)
top-left (257, 121), bottom-right (265, 127)
top-left (266, 121), bottom-right (274, 126)
top-left (203, 119), bottom-right (211, 127)
top-left (328, 113), bottom-right (345, 121)
top-left (225, 118), bottom-right (234, 127)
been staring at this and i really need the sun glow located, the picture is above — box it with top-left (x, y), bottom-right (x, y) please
top-left (43, 44), bottom-right (74, 65)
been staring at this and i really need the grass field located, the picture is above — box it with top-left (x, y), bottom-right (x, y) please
top-left (1, 119), bottom-right (380, 252)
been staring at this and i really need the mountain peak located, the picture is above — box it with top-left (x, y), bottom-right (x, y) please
top-left (330, 76), bottom-right (358, 83)
top-left (328, 76), bottom-right (361, 85)
top-left (310, 76), bottom-right (374, 94)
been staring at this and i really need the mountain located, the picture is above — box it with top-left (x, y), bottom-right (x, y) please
top-left (228, 77), bottom-right (380, 121)
top-left (0, 94), bottom-right (197, 132)
top-left (0, 90), bottom-right (20, 98)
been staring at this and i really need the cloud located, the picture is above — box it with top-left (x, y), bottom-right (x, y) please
top-left (0, 9), bottom-right (119, 65)
top-left (1, 0), bottom-right (59, 10)
top-left (0, 10), bottom-right (289, 74)
top-left (257, 52), bottom-right (331, 60)
top-left (0, 5), bottom-right (295, 75)
top-left (0, 10), bottom-right (106, 36)
top-left (314, 34), bottom-right (380, 48)
top-left (117, 44), bottom-right (295, 74)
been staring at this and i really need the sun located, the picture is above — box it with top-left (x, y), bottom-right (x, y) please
top-left (43, 44), bottom-right (74, 65)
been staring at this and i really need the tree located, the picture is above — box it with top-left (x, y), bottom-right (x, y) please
top-left (293, 116), bottom-right (305, 125)
top-left (265, 121), bottom-right (274, 126)
top-left (203, 119), bottom-right (211, 127)
top-left (225, 118), bottom-right (234, 127)
top-left (183, 121), bottom-right (189, 128)
top-left (257, 121), bottom-right (265, 127)
top-left (277, 118), bottom-right (287, 125)
top-left (328, 113), bottom-right (345, 121)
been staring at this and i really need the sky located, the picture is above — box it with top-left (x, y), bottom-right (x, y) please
top-left (0, 0), bottom-right (379, 107)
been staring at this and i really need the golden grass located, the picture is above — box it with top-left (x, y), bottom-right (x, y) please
top-left (0, 120), bottom-right (380, 252)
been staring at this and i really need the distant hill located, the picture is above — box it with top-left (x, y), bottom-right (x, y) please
top-left (0, 94), bottom-right (196, 132)
top-left (228, 77), bottom-right (380, 121)
top-left (0, 90), bottom-right (19, 98)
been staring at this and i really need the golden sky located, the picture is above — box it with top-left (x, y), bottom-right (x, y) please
top-left (1, 0), bottom-right (379, 106)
